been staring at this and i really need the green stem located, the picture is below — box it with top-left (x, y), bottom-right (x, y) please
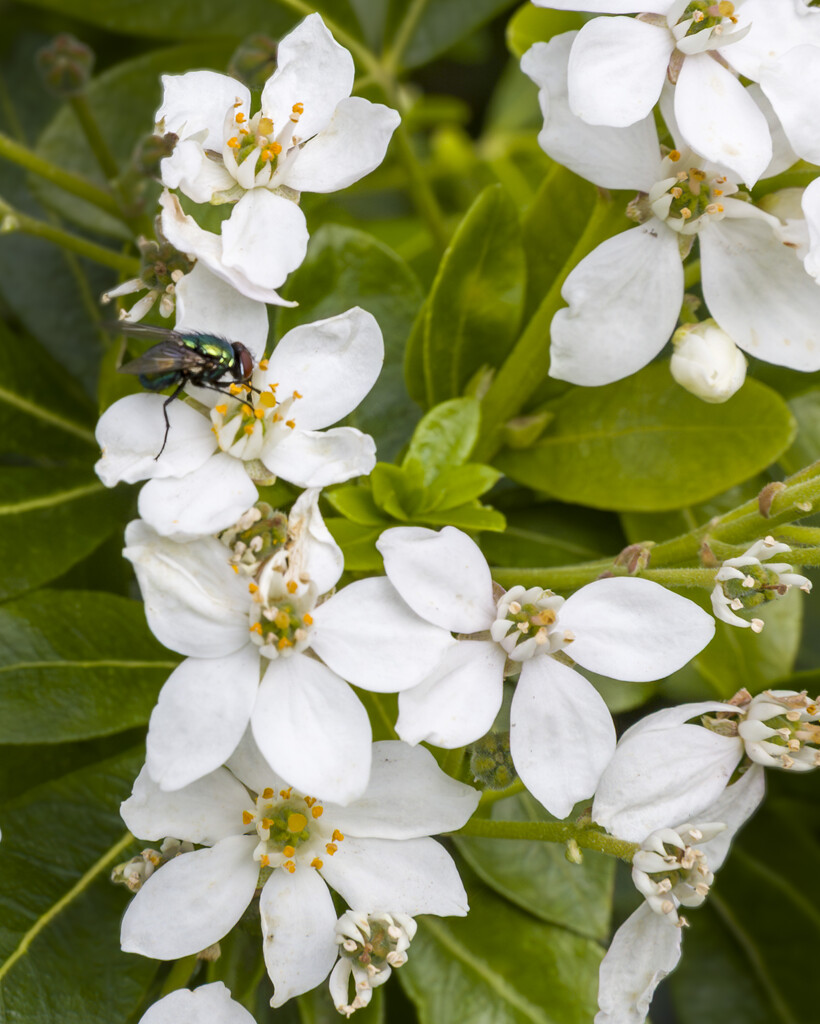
top-left (0, 130), bottom-right (124, 221)
top-left (382, 0), bottom-right (431, 73)
top-left (788, 546), bottom-right (820, 568)
top-left (772, 525), bottom-right (820, 546)
top-left (390, 121), bottom-right (449, 251)
top-left (491, 564), bottom-right (716, 592)
top-left (158, 955), bottom-right (198, 997)
top-left (453, 817), bottom-right (638, 862)
top-left (70, 94), bottom-right (120, 181)
top-left (478, 778), bottom-right (525, 807)
top-left (683, 258), bottom-right (701, 289)
top-left (0, 196), bottom-right (140, 274)
top-left (473, 194), bottom-right (626, 461)
top-left (441, 746), bottom-right (466, 780)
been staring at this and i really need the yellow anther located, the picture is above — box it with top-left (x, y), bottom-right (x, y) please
top-left (215, 403), bottom-right (228, 415)
top-left (274, 609), bottom-right (291, 630)
top-left (262, 788), bottom-right (274, 799)
top-left (229, 383), bottom-right (244, 395)
top-left (716, 204), bottom-right (724, 212)
top-left (280, 787), bottom-right (292, 799)
top-left (270, 141), bottom-right (282, 155)
top-left (262, 817), bottom-right (274, 829)
top-left (304, 796), bottom-right (316, 807)
top-left (718, 1), bottom-right (734, 15)
top-left (239, 128), bottom-right (249, 136)
top-left (231, 564), bottom-right (239, 574)
top-left (285, 419), bottom-right (295, 429)
top-left (254, 407), bottom-right (265, 419)
top-left (287, 580), bottom-right (298, 594)
top-left (258, 117), bottom-right (274, 135)
top-left (244, 423), bottom-right (255, 435)
top-left (679, 208), bottom-right (692, 219)
top-left (259, 358), bottom-right (269, 370)
top-left (241, 404), bottom-right (253, 418)
top-left (235, 111), bottom-right (246, 123)
top-left (277, 636), bottom-right (293, 650)
top-left (714, 189), bottom-right (724, 196)
top-left (302, 613), bottom-right (313, 626)
top-left (311, 857), bottom-right (323, 869)
top-left (259, 391), bottom-right (277, 408)
top-left (273, 413), bottom-right (283, 423)
top-left (671, 187), bottom-right (683, 198)
top-left (250, 622), bottom-right (263, 634)
top-left (227, 137), bottom-right (240, 149)
top-left (283, 845), bottom-right (295, 857)
top-left (242, 810), bottom-right (254, 825)
top-left (691, 168), bottom-right (706, 182)
top-left (284, 860), bottom-right (295, 873)
top-left (270, 381), bottom-right (279, 391)
top-left (325, 842), bottom-right (338, 855)
top-left (288, 812), bottom-right (308, 833)
top-left (293, 390), bottom-right (302, 399)
top-left (669, 149), bottom-right (681, 162)
top-left (260, 853), bottom-right (270, 867)
top-left (211, 425), bottom-right (218, 435)
top-left (693, 9), bottom-right (704, 20)
top-left (311, 805), bottom-right (323, 819)
top-left (292, 102), bottom-right (304, 115)
top-left (249, 582), bottom-right (259, 594)
top-left (531, 609), bottom-right (556, 626)
top-left (332, 829), bottom-right (344, 843)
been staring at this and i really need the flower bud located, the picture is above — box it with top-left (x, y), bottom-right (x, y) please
top-left (35, 34), bottom-right (94, 97)
top-left (228, 34), bottom-right (278, 91)
top-left (329, 912), bottom-right (416, 1016)
top-left (738, 690), bottom-right (820, 771)
top-left (470, 731), bottom-right (517, 790)
top-left (670, 320), bottom-right (747, 403)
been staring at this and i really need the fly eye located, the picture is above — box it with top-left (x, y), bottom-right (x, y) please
top-left (233, 344), bottom-right (254, 381)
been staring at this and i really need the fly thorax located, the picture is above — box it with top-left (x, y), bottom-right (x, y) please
top-left (219, 502), bottom-right (289, 575)
top-left (210, 370), bottom-right (302, 466)
top-left (649, 151), bottom-right (739, 235)
top-left (247, 556), bottom-right (317, 659)
top-left (738, 691), bottom-right (820, 771)
top-left (218, 100), bottom-right (305, 196)
top-left (242, 787), bottom-right (345, 882)
top-left (489, 585), bottom-right (572, 663)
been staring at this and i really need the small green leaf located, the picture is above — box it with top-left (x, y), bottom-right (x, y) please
top-left (404, 398), bottom-right (481, 485)
top-left (325, 519), bottom-right (384, 572)
top-left (425, 464), bottom-right (501, 509)
top-left (397, 0), bottom-right (520, 69)
top-left (506, 4), bottom-right (584, 59)
top-left (416, 504), bottom-right (506, 531)
top-left (482, 503), bottom-right (623, 568)
top-left (371, 463), bottom-right (421, 519)
top-left (0, 590), bottom-right (177, 743)
top-left (325, 485), bottom-right (390, 527)
top-left (455, 792), bottom-right (614, 940)
top-left (497, 363), bottom-right (796, 512)
top-left (423, 185), bottom-right (526, 405)
top-left (399, 880), bottom-right (602, 1024)
top-left (781, 388), bottom-right (820, 474)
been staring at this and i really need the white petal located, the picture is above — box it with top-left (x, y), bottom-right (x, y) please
top-left (759, 45), bottom-right (820, 165)
top-left (260, 867), bottom-right (338, 1007)
top-left (560, 577), bottom-right (715, 681)
top-left (252, 654), bottom-right (372, 805)
top-left (159, 191), bottom-right (297, 306)
top-left (95, 393), bottom-right (214, 486)
top-left (550, 223), bottom-right (683, 386)
top-left (146, 647), bottom-right (260, 792)
top-left (592, 703), bottom-right (742, 841)
top-left (724, 0), bottom-right (819, 80)
top-left (319, 836), bottom-right (469, 916)
top-left (175, 262), bottom-right (270, 362)
top-left (120, 835), bottom-right (258, 958)
top-left (674, 54), bottom-right (771, 187)
top-left (262, 426), bottom-right (376, 487)
top-left (121, 763), bottom-right (251, 844)
top-left (226, 726), bottom-right (289, 795)
top-left (162, 141), bottom-right (236, 205)
top-left (287, 487), bottom-right (344, 594)
top-left (265, 308), bottom-right (384, 430)
top-left (700, 216), bottom-right (820, 370)
top-left (311, 577), bottom-right (456, 693)
top-left (595, 903), bottom-right (682, 1024)
top-left (261, 13), bottom-right (354, 140)
top-left (396, 640), bottom-right (506, 748)
top-left (521, 36), bottom-right (662, 191)
top-left (746, 83), bottom-right (798, 180)
top-left (568, 18), bottom-right (672, 127)
top-left (139, 982), bottom-right (256, 1024)
top-left (803, 177), bottom-right (820, 282)
top-left (138, 453), bottom-right (259, 540)
top-left (158, 71), bottom-right (249, 151)
top-left (284, 97), bottom-right (399, 193)
top-left (510, 658), bottom-right (616, 819)
top-left (123, 519), bottom-right (250, 657)
top-left (377, 526), bottom-right (495, 633)
top-left (327, 741), bottom-right (480, 839)
top-left (694, 763), bottom-right (765, 871)
top-left (220, 189), bottom-right (309, 291)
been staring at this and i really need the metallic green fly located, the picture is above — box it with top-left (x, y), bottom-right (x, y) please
top-left (117, 322), bottom-right (256, 459)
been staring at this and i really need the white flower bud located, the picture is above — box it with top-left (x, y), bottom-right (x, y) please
top-left (670, 320), bottom-right (747, 404)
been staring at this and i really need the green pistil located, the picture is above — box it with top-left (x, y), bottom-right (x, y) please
top-left (263, 803), bottom-right (312, 848)
top-left (680, 1), bottom-right (733, 35)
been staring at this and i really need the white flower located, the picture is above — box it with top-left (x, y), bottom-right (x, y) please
top-left (711, 535), bottom-right (812, 632)
top-left (95, 307), bottom-right (383, 539)
top-left (120, 739), bottom-right (478, 1007)
top-left (799, 176), bottom-right (820, 281)
top-left (669, 319), bottom-right (747, 402)
top-left (125, 493), bottom-right (454, 804)
top-left (156, 14), bottom-right (400, 301)
top-left (738, 690), bottom-right (820, 770)
top-left (530, 0), bottom-right (820, 186)
top-left (328, 911), bottom-right (416, 1017)
top-left (379, 525), bottom-right (715, 818)
top-left (138, 982), bottom-right (254, 1024)
top-left (521, 34), bottom-right (820, 384)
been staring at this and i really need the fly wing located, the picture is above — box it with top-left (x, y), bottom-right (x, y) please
top-left (119, 338), bottom-right (210, 376)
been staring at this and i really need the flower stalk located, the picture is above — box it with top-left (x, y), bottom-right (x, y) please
top-left (453, 816), bottom-right (639, 861)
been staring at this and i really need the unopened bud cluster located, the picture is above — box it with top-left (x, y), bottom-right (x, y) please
top-left (711, 537), bottom-right (812, 632)
top-left (329, 912), bottom-right (416, 1017)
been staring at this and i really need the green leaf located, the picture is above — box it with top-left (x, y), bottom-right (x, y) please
top-left (425, 464), bottom-right (501, 509)
top-left (423, 185), bottom-right (526, 406)
top-left (371, 463), bottom-right (423, 519)
top-left (280, 225), bottom-right (423, 462)
top-left (455, 792), bottom-right (614, 940)
top-left (780, 388), bottom-right (820, 474)
top-left (0, 590), bottom-right (177, 743)
top-left (403, 300), bottom-right (428, 409)
top-left (325, 485), bottom-right (391, 526)
top-left (325, 519), bottom-right (384, 572)
top-left (506, 4), bottom-right (585, 59)
top-left (404, 398), bottom-right (481, 485)
top-left (497, 363), bottom-right (796, 512)
top-left (0, 747), bottom-right (156, 1023)
top-left (396, 0), bottom-right (520, 68)
top-left (415, 504), bottom-right (506, 531)
top-left (0, 468), bottom-right (132, 600)
top-left (399, 881), bottom-right (602, 1024)
top-left (481, 502), bottom-right (623, 568)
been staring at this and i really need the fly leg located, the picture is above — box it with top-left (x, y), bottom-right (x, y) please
top-left (155, 380), bottom-right (187, 459)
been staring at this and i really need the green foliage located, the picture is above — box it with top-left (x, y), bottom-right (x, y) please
top-left (497, 363), bottom-right (797, 511)
top-left (505, 4), bottom-right (584, 59)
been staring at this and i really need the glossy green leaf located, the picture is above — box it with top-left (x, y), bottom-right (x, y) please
top-left (399, 881), bottom-right (602, 1024)
top-left (455, 792), bottom-right (614, 939)
top-left (280, 224), bottom-right (423, 462)
top-left (404, 398), bottom-right (481, 484)
top-left (0, 468), bottom-right (132, 601)
top-left (423, 185), bottom-right (526, 405)
top-left (0, 747), bottom-right (155, 1023)
top-left (326, 519), bottom-right (385, 572)
top-left (415, 503), bottom-right (505, 530)
top-left (325, 485), bottom-right (391, 526)
top-left (481, 502), bottom-right (623, 568)
top-left (506, 4), bottom-right (584, 59)
top-left (424, 464), bottom-right (501, 509)
top-left (497, 363), bottom-right (796, 512)
top-left (781, 388), bottom-right (820, 474)
top-left (403, 300), bottom-right (428, 409)
top-left (0, 590), bottom-right (177, 743)
top-left (397, 0), bottom-right (520, 69)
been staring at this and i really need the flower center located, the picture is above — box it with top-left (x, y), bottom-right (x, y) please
top-left (219, 502), bottom-right (289, 575)
top-left (489, 585), bottom-right (572, 662)
top-left (633, 825), bottom-right (717, 926)
top-left (672, 1), bottom-right (737, 39)
top-left (649, 151), bottom-right (734, 234)
top-left (210, 370), bottom-right (302, 463)
top-left (247, 557), bottom-right (316, 658)
top-left (223, 100), bottom-right (305, 188)
top-left (243, 786), bottom-right (345, 877)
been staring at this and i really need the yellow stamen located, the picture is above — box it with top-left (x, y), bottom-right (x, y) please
top-left (293, 390), bottom-right (302, 399)
top-left (284, 860), bottom-right (295, 873)
top-left (229, 383), bottom-right (244, 395)
top-left (679, 208), bottom-right (692, 219)
top-left (292, 102), bottom-right (304, 115)
top-left (332, 830), bottom-right (344, 842)
top-left (302, 613), bottom-right (313, 626)
top-left (235, 111), bottom-right (246, 123)
top-left (277, 636), bottom-right (293, 649)
top-left (325, 842), bottom-right (338, 855)
top-left (254, 407), bottom-right (265, 419)
top-left (244, 423), bottom-right (255, 435)
top-left (285, 419), bottom-right (295, 429)
top-left (311, 805), bottom-right (323, 819)
top-left (242, 811), bottom-right (254, 825)
top-left (227, 137), bottom-right (240, 149)
top-left (262, 818), bottom-right (274, 829)
top-left (311, 857), bottom-right (323, 869)
top-left (691, 168), bottom-right (706, 182)
top-left (260, 853), bottom-right (270, 867)
top-left (280, 787), bottom-right (292, 799)
top-left (231, 564), bottom-right (239, 574)
top-left (283, 845), bottom-right (295, 857)
top-left (287, 580), bottom-right (298, 594)
top-left (304, 796), bottom-right (316, 807)
top-left (263, 788), bottom-right (274, 799)
top-left (215, 403), bottom-right (228, 414)
top-left (288, 812), bottom-right (308, 833)
top-left (250, 622), bottom-right (263, 634)
top-left (249, 582), bottom-right (259, 594)
top-left (669, 149), bottom-right (681, 162)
